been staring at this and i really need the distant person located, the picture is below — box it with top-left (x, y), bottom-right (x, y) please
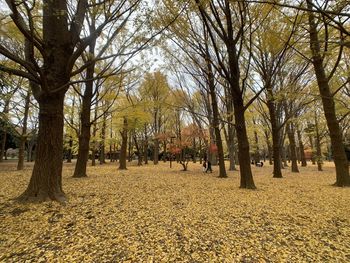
top-left (206, 160), bottom-right (212, 173)
top-left (256, 161), bottom-right (264, 167)
top-left (202, 161), bottom-right (207, 172)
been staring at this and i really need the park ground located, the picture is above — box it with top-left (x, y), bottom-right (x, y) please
top-left (0, 160), bottom-right (349, 262)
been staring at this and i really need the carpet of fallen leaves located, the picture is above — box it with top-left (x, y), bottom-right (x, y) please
top-left (0, 160), bottom-right (349, 262)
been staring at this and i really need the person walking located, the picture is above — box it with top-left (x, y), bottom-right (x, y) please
top-left (206, 160), bottom-right (212, 173)
top-left (202, 161), bottom-right (207, 172)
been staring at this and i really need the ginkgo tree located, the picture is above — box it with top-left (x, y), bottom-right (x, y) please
top-left (0, 0), bottom-right (143, 202)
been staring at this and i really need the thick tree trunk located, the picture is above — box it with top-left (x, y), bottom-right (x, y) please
top-left (17, 89), bottom-right (31, 170)
top-left (119, 118), bottom-right (128, 170)
top-left (287, 122), bottom-right (299, 173)
top-left (297, 128), bottom-right (307, 166)
top-left (19, 94), bottom-right (66, 202)
top-left (307, 1), bottom-right (350, 186)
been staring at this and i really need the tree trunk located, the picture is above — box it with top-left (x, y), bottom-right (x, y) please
top-left (153, 139), bottom-right (159, 165)
top-left (206, 50), bottom-right (227, 178)
top-left (99, 112), bottom-right (107, 164)
top-left (133, 135), bottom-right (142, 166)
top-left (19, 94), bottom-right (66, 202)
top-left (128, 131), bottom-right (133, 162)
top-left (253, 130), bottom-right (260, 164)
top-left (0, 100), bottom-right (9, 162)
top-left (315, 113), bottom-right (323, 171)
top-left (73, 39), bottom-right (96, 177)
top-left (91, 106), bottom-right (98, 167)
top-left (267, 98), bottom-right (282, 178)
top-left (307, 0), bottom-right (350, 186)
top-left (297, 128), bottom-right (307, 167)
top-left (0, 130), bottom-right (7, 162)
top-left (281, 144), bottom-right (288, 168)
top-left (228, 124), bottom-right (237, 171)
top-left (67, 138), bottom-right (73, 163)
top-left (234, 98), bottom-right (256, 189)
top-left (287, 122), bottom-right (299, 173)
top-left (119, 117), bottom-right (128, 170)
top-left (17, 89), bottom-right (31, 170)
top-left (308, 132), bottom-right (316, 165)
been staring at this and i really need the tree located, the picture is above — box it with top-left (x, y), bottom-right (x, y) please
top-left (138, 71), bottom-right (171, 165)
top-left (307, 0), bottom-right (350, 186)
top-left (0, 0), bottom-right (142, 202)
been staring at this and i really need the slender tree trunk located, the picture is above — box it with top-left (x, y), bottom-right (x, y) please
top-left (74, 119), bottom-right (91, 177)
top-left (19, 94), bottom-right (66, 202)
top-left (91, 107), bottom-right (98, 167)
top-left (264, 131), bottom-right (273, 165)
top-left (99, 112), bottom-right (107, 164)
top-left (253, 130), bottom-right (260, 164)
top-left (307, 0), bottom-right (350, 186)
top-left (233, 99), bottom-right (256, 188)
top-left (286, 122), bottom-right (299, 173)
top-left (27, 139), bottom-right (35, 162)
top-left (297, 128), bottom-right (307, 167)
top-left (0, 100), bottom-right (10, 163)
top-left (228, 124), bottom-right (237, 171)
top-left (119, 117), bottom-right (128, 170)
top-left (66, 138), bottom-right (73, 163)
top-left (267, 97), bottom-right (282, 178)
top-left (153, 139), bottom-right (159, 165)
top-left (315, 113), bottom-right (323, 171)
top-left (206, 50), bottom-right (227, 178)
top-left (67, 96), bottom-right (75, 163)
top-left (308, 130), bottom-right (316, 165)
top-left (281, 144), bottom-right (288, 168)
top-left (0, 130), bottom-right (7, 162)
top-left (17, 89), bottom-right (31, 170)
top-left (133, 135), bottom-right (142, 166)
top-left (73, 39), bottom-right (96, 177)
top-left (128, 131), bottom-right (132, 162)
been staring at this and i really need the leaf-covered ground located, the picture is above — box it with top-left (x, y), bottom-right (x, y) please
top-left (0, 161), bottom-right (349, 262)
